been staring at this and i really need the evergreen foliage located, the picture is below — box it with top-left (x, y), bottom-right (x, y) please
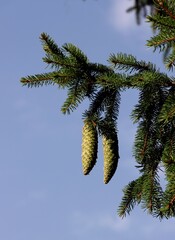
top-left (21, 0), bottom-right (175, 219)
top-left (127, 0), bottom-right (155, 24)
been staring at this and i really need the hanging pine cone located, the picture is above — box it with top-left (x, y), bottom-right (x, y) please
top-left (103, 132), bottom-right (119, 184)
top-left (82, 120), bottom-right (98, 175)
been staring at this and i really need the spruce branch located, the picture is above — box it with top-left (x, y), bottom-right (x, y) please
top-left (21, 71), bottom-right (79, 88)
top-left (154, 0), bottom-right (175, 21)
top-left (147, 15), bottom-right (175, 30)
top-left (21, 72), bottom-right (61, 87)
top-left (62, 42), bottom-right (88, 65)
top-left (147, 1), bottom-right (175, 69)
top-left (40, 32), bottom-right (64, 57)
top-left (161, 151), bottom-right (175, 217)
top-left (126, 0), bottom-right (155, 24)
top-left (141, 171), bottom-right (163, 216)
top-left (147, 35), bottom-right (175, 49)
top-left (20, 1), bottom-right (175, 218)
top-left (109, 53), bottom-right (156, 73)
top-left (60, 79), bottom-right (87, 114)
top-left (118, 177), bottom-right (144, 217)
top-left (158, 88), bottom-right (175, 125)
top-left (165, 48), bottom-right (175, 70)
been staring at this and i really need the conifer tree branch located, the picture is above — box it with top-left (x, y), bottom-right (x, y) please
top-left (20, 0), bottom-right (175, 217)
top-left (155, 0), bottom-right (175, 20)
top-left (118, 176), bottom-right (143, 217)
top-left (147, 15), bottom-right (175, 30)
top-left (21, 72), bottom-right (77, 88)
top-left (148, 36), bottom-right (175, 47)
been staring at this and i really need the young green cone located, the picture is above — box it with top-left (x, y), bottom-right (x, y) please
top-left (82, 120), bottom-right (98, 175)
top-left (103, 132), bottom-right (119, 184)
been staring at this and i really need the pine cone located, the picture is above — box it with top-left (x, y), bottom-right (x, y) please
top-left (82, 120), bottom-right (98, 175)
top-left (103, 133), bottom-right (119, 184)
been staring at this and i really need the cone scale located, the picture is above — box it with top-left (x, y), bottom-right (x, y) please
top-left (81, 120), bottom-right (98, 175)
top-left (103, 133), bottom-right (119, 184)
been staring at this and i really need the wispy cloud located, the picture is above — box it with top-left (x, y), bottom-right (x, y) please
top-left (107, 0), bottom-right (150, 37)
top-left (97, 214), bottom-right (129, 231)
top-left (70, 208), bottom-right (175, 239)
top-left (17, 189), bottom-right (48, 207)
top-left (107, 0), bottom-right (136, 32)
top-left (70, 211), bottom-right (130, 236)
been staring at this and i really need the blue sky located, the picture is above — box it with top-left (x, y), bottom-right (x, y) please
top-left (1, 0), bottom-right (175, 239)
